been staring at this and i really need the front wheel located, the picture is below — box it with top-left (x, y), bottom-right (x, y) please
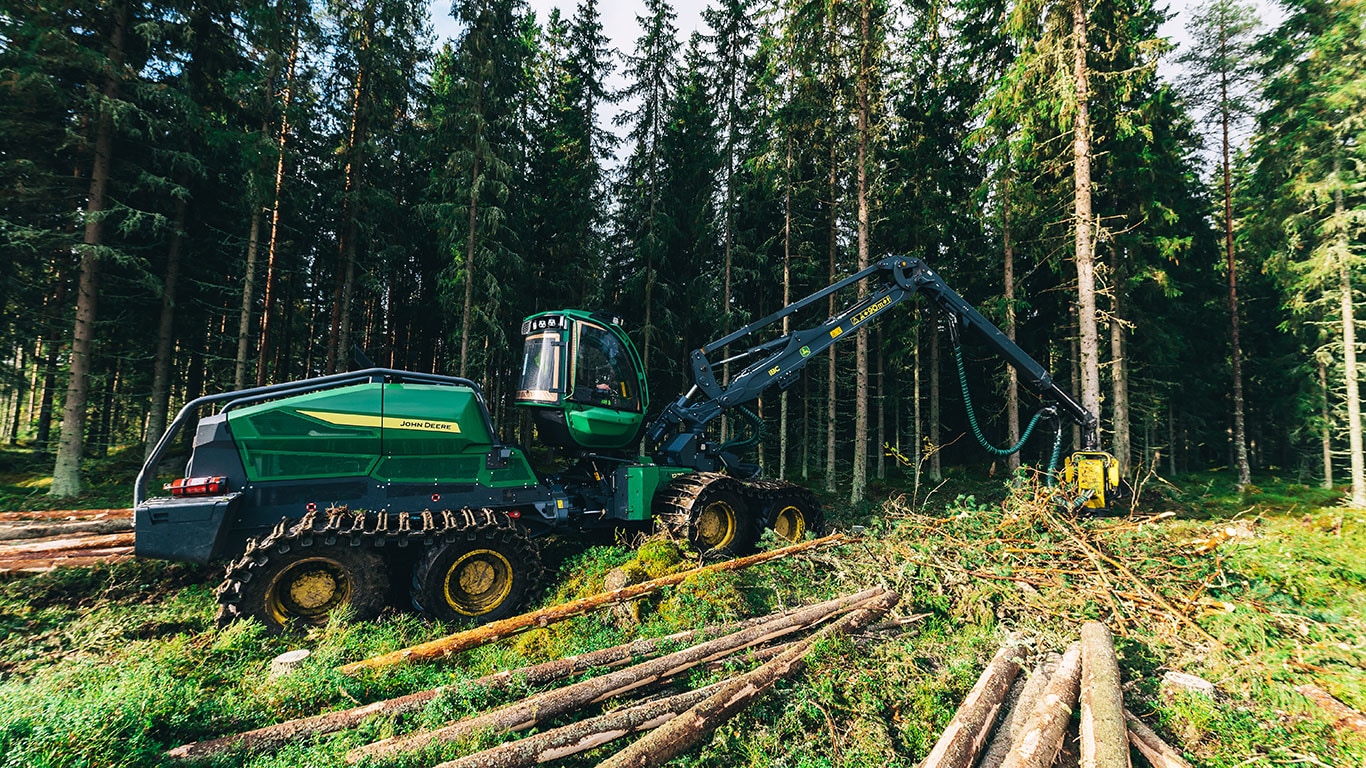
top-left (217, 534), bottom-right (390, 631)
top-left (411, 510), bottom-right (543, 624)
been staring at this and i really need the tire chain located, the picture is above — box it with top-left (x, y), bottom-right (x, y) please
top-left (651, 472), bottom-right (822, 545)
top-left (214, 505), bottom-right (543, 627)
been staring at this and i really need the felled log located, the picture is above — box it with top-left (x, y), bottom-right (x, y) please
top-left (919, 640), bottom-right (1026, 768)
top-left (345, 585), bottom-right (884, 764)
top-left (1294, 684), bottom-right (1366, 736)
top-left (0, 508), bottom-right (132, 524)
top-left (431, 681), bottom-right (731, 768)
top-left (0, 518), bottom-right (133, 541)
top-left (0, 532), bottom-right (135, 558)
top-left (167, 608), bottom-right (808, 760)
top-left (595, 589), bottom-right (901, 768)
top-left (339, 533), bottom-right (850, 675)
top-left (999, 642), bottom-right (1083, 768)
top-left (0, 548), bottom-right (135, 574)
top-left (1080, 622), bottom-right (1129, 768)
top-left (980, 653), bottom-right (1061, 768)
top-left (1123, 709), bottom-right (1193, 768)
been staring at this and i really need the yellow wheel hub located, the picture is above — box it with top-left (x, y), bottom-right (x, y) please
top-left (267, 557), bottom-right (350, 625)
top-left (444, 549), bottom-right (515, 616)
top-left (772, 505), bottom-right (807, 542)
top-left (695, 501), bottom-right (738, 550)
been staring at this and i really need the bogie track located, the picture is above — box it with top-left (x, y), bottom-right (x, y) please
top-left (653, 473), bottom-right (824, 556)
top-left (215, 506), bottom-right (542, 631)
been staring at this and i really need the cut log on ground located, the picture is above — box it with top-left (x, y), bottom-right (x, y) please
top-left (344, 585), bottom-right (884, 764)
top-left (167, 608), bottom-right (812, 760)
top-left (1080, 622), bottom-right (1130, 768)
top-left (0, 532), bottom-right (135, 558)
top-left (431, 680), bottom-right (731, 768)
top-left (0, 508), bottom-right (132, 524)
top-left (0, 518), bottom-right (133, 541)
top-left (999, 642), bottom-right (1082, 768)
top-left (594, 589), bottom-right (901, 768)
top-left (0, 548), bottom-right (135, 574)
top-left (339, 533), bottom-right (849, 675)
top-left (919, 639), bottom-right (1026, 768)
top-left (1294, 683), bottom-right (1366, 736)
top-left (1123, 709), bottom-right (1193, 768)
top-left (980, 653), bottom-right (1061, 768)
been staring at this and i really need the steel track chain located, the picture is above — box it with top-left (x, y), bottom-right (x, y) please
top-left (214, 505), bottom-right (544, 627)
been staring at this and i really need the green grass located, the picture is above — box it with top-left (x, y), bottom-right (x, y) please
top-left (0, 462), bottom-right (1363, 767)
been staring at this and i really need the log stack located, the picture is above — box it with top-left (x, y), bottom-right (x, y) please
top-left (0, 508), bottom-right (134, 573)
top-left (922, 622), bottom-right (1193, 768)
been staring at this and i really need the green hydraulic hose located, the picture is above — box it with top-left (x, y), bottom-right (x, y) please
top-left (952, 341), bottom-right (1065, 486)
top-left (719, 406), bottom-right (765, 454)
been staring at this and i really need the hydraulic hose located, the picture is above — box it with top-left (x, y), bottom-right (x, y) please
top-left (719, 406), bottom-right (765, 454)
top-left (952, 342), bottom-right (1049, 457)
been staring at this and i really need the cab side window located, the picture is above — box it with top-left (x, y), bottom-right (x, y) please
top-left (571, 324), bottom-right (640, 412)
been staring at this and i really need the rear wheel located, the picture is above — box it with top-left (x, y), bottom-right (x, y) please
top-left (412, 510), bottom-right (542, 624)
top-left (217, 532), bottom-right (389, 631)
top-left (689, 486), bottom-right (759, 555)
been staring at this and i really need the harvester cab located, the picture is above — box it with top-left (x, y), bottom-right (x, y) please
top-left (514, 310), bottom-right (650, 452)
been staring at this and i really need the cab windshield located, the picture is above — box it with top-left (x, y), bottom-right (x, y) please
top-left (571, 323), bottom-right (641, 412)
top-left (516, 333), bottom-right (561, 403)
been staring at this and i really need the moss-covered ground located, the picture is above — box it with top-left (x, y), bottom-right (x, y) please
top-left (0, 459), bottom-right (1362, 768)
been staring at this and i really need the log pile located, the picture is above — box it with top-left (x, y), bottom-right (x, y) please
top-left (168, 585), bottom-right (914, 766)
top-left (0, 508), bottom-right (134, 573)
top-left (922, 622), bottom-right (1193, 768)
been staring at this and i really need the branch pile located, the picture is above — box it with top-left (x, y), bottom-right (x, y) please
top-left (922, 622), bottom-right (1193, 768)
top-left (0, 508), bottom-right (134, 573)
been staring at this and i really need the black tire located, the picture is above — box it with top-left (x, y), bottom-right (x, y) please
top-left (766, 492), bottom-right (824, 543)
top-left (216, 533), bottom-right (390, 632)
top-left (689, 486), bottom-right (760, 556)
top-left (411, 510), bottom-right (543, 624)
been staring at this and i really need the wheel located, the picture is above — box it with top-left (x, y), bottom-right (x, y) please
top-left (412, 510), bottom-right (543, 624)
top-left (689, 486), bottom-right (759, 556)
top-left (217, 536), bottom-right (390, 631)
top-left (769, 495), bottom-right (824, 543)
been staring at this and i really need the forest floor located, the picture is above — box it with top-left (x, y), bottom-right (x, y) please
top-left (0, 450), bottom-right (1362, 768)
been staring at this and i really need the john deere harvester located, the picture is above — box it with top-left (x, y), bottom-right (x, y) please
top-left (135, 256), bottom-right (1123, 630)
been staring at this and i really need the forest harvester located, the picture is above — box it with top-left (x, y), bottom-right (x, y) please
top-left (134, 256), bottom-right (1124, 630)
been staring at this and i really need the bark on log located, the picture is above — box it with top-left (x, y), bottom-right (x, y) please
top-left (431, 681), bottom-right (731, 768)
top-left (1000, 642), bottom-right (1083, 768)
top-left (595, 590), bottom-right (901, 768)
top-left (0, 532), bottom-right (135, 557)
top-left (980, 654), bottom-right (1061, 768)
top-left (0, 551), bottom-right (133, 573)
top-left (0, 508), bottom-right (132, 524)
top-left (167, 610), bottom-right (808, 760)
top-left (339, 533), bottom-right (849, 675)
top-left (920, 640), bottom-right (1027, 768)
top-left (1123, 710), bottom-right (1193, 768)
top-left (0, 519), bottom-right (132, 541)
top-left (1080, 622), bottom-right (1130, 768)
top-left (345, 585), bottom-right (884, 764)
top-left (1294, 684), bottom-right (1366, 736)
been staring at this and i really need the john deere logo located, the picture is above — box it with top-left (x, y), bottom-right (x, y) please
top-left (799, 346), bottom-right (811, 357)
top-left (300, 410), bottom-right (462, 434)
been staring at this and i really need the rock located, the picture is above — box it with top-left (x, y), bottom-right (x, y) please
top-left (270, 649), bottom-right (311, 677)
top-left (1161, 670), bottom-right (1215, 699)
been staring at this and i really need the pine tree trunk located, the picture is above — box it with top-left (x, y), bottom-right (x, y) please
top-left (1004, 180), bottom-right (1020, 472)
top-left (330, 22), bottom-right (372, 375)
top-left (1341, 263), bottom-right (1364, 506)
top-left (235, 207), bottom-right (262, 389)
top-left (1109, 250), bottom-right (1129, 473)
top-left (35, 338), bottom-right (58, 451)
top-left (460, 148), bottom-right (482, 379)
top-left (914, 320), bottom-right (922, 494)
top-left (1223, 61), bottom-right (1251, 487)
top-left (825, 140), bottom-right (838, 493)
top-left (52, 2), bottom-right (126, 497)
top-left (781, 133), bottom-right (792, 481)
top-left (144, 194), bottom-right (188, 459)
top-left (1071, 0), bottom-right (1101, 428)
top-left (851, 0), bottom-right (872, 504)
top-left (1320, 358), bottom-right (1333, 489)
top-left (256, 25), bottom-right (299, 385)
top-left (877, 332), bottom-right (886, 480)
top-left (1079, 623), bottom-right (1129, 768)
top-left (930, 323), bottom-right (942, 482)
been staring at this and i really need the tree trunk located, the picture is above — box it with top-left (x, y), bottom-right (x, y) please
top-left (7, 348), bottom-right (25, 444)
top-left (1071, 0), bottom-right (1101, 427)
top-left (981, 654), bottom-right (1062, 768)
top-left (781, 132), bottom-right (793, 481)
top-left (1222, 58), bottom-right (1251, 487)
top-left (35, 338), bottom-right (58, 451)
top-left (346, 586), bottom-right (886, 764)
top-left (826, 143), bottom-right (838, 493)
top-left (851, 0), bottom-right (872, 504)
top-left (1124, 710), bottom-right (1193, 768)
top-left (234, 207), bottom-right (262, 389)
top-left (1320, 358), bottom-right (1333, 489)
top-left (921, 641), bottom-right (1026, 768)
top-left (1004, 181), bottom-right (1020, 472)
top-left (1079, 623), bottom-right (1129, 768)
top-left (52, 2), bottom-right (126, 497)
top-left (329, 22), bottom-right (372, 375)
top-left (1109, 250), bottom-right (1129, 473)
top-left (341, 534), bottom-right (850, 674)
top-left (914, 319), bottom-right (922, 494)
top-left (930, 323), bottom-right (942, 482)
top-left (999, 642), bottom-right (1082, 768)
top-left (878, 332), bottom-right (886, 480)
top-left (1341, 263), bottom-right (1364, 506)
top-left (145, 193), bottom-right (188, 459)
top-left (256, 25), bottom-right (299, 385)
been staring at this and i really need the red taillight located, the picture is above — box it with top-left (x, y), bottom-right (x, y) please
top-left (165, 476), bottom-right (228, 497)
